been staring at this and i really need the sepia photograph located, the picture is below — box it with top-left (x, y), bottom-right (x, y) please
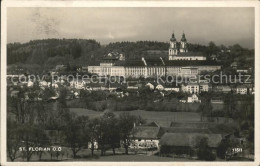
top-left (1, 1), bottom-right (259, 165)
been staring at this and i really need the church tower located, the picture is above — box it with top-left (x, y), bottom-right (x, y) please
top-left (180, 32), bottom-right (188, 53)
top-left (169, 33), bottom-right (178, 60)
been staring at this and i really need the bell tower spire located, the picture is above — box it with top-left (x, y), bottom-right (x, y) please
top-left (169, 32), bottom-right (178, 60)
top-left (180, 32), bottom-right (188, 53)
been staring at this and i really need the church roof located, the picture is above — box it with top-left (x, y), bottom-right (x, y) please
top-left (181, 33), bottom-right (187, 42)
top-left (170, 33), bottom-right (177, 42)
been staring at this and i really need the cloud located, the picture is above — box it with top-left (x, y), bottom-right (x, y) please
top-left (107, 32), bottom-right (115, 39)
top-left (7, 7), bottom-right (254, 48)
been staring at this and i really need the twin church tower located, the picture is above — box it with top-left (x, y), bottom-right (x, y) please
top-left (169, 32), bottom-right (188, 56)
top-left (168, 32), bottom-right (205, 61)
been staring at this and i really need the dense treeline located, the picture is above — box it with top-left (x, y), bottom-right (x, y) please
top-left (7, 39), bottom-right (254, 76)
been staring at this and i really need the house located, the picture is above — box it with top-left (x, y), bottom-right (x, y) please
top-left (211, 98), bottom-right (224, 104)
top-left (39, 80), bottom-right (49, 87)
top-left (248, 86), bottom-right (255, 94)
top-left (155, 84), bottom-right (164, 91)
top-left (179, 97), bottom-right (187, 103)
top-left (55, 64), bottom-right (66, 71)
top-left (159, 133), bottom-right (222, 155)
top-left (27, 80), bottom-right (34, 87)
top-left (163, 84), bottom-right (180, 92)
top-left (230, 62), bottom-right (238, 69)
top-left (70, 80), bottom-right (86, 89)
top-left (181, 83), bottom-right (200, 94)
top-left (199, 83), bottom-right (211, 92)
top-left (187, 94), bottom-right (201, 103)
top-left (179, 94), bottom-right (201, 103)
top-left (236, 69), bottom-right (248, 73)
top-left (111, 88), bottom-right (124, 98)
top-left (210, 54), bottom-right (218, 60)
top-left (127, 82), bottom-right (140, 90)
top-left (131, 126), bottom-right (162, 149)
top-left (234, 85), bottom-right (248, 95)
top-left (108, 83), bottom-right (123, 91)
top-left (81, 66), bottom-right (88, 72)
top-left (146, 82), bottom-right (155, 90)
top-left (86, 83), bottom-right (107, 91)
top-left (10, 90), bottom-right (19, 98)
top-left (213, 85), bottom-right (232, 93)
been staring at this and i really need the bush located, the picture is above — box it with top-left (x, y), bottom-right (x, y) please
top-left (197, 148), bottom-right (216, 161)
top-left (196, 137), bottom-right (216, 161)
top-left (217, 139), bottom-right (231, 159)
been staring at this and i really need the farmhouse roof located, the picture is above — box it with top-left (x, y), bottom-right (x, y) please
top-left (209, 123), bottom-right (238, 136)
top-left (158, 127), bottom-right (211, 137)
top-left (132, 126), bottom-right (161, 139)
top-left (160, 133), bottom-right (222, 148)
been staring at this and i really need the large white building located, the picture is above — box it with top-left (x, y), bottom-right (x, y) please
top-left (88, 33), bottom-right (221, 78)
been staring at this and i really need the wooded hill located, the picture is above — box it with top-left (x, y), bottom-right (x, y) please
top-left (7, 39), bottom-right (254, 73)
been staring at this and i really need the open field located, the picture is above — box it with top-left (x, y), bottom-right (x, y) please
top-left (69, 108), bottom-right (201, 127)
top-left (10, 148), bottom-right (196, 162)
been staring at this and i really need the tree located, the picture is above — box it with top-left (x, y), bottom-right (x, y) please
top-left (62, 113), bottom-right (89, 158)
top-left (18, 124), bottom-right (49, 161)
top-left (196, 137), bottom-right (216, 161)
top-left (118, 113), bottom-right (136, 154)
top-left (102, 112), bottom-right (120, 155)
top-left (217, 139), bottom-right (232, 159)
top-left (88, 118), bottom-right (100, 157)
top-left (7, 120), bottom-right (21, 161)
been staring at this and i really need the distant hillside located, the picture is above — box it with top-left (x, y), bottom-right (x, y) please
top-left (7, 39), bottom-right (172, 67)
top-left (7, 39), bottom-right (254, 74)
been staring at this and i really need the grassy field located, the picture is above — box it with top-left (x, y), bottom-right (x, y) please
top-left (69, 108), bottom-right (201, 127)
top-left (11, 148), bottom-right (195, 162)
top-left (71, 154), bottom-right (194, 161)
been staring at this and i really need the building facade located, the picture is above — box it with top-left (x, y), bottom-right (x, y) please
top-left (87, 33), bottom-right (221, 78)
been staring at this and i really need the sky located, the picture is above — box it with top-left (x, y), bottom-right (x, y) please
top-left (7, 7), bottom-right (255, 48)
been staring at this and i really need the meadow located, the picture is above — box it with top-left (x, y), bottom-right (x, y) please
top-left (69, 108), bottom-right (202, 127)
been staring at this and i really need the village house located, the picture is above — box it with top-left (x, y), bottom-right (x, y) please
top-left (181, 83), bottom-right (200, 94)
top-left (199, 83), bottom-right (211, 92)
top-left (86, 83), bottom-right (107, 91)
top-left (212, 85), bottom-right (232, 93)
top-left (236, 69), bottom-right (248, 73)
top-left (155, 84), bottom-right (164, 91)
top-left (234, 85), bottom-right (248, 95)
top-left (131, 126), bottom-right (162, 149)
top-left (230, 62), bottom-right (238, 69)
top-left (146, 82), bottom-right (155, 90)
top-left (179, 94), bottom-right (201, 103)
top-left (163, 85), bottom-right (180, 92)
top-left (127, 82), bottom-right (141, 90)
top-left (108, 82), bottom-right (124, 91)
top-left (211, 98), bottom-right (224, 104)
